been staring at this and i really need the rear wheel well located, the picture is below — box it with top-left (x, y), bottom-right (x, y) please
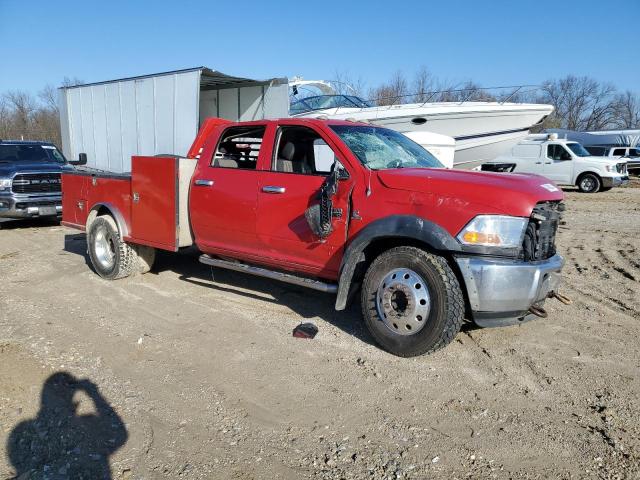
top-left (86, 206), bottom-right (119, 233)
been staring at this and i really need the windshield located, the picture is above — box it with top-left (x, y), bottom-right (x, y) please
top-left (0, 144), bottom-right (66, 163)
top-left (290, 95), bottom-right (372, 115)
top-left (566, 143), bottom-right (591, 157)
top-left (628, 148), bottom-right (640, 157)
top-left (330, 125), bottom-right (443, 170)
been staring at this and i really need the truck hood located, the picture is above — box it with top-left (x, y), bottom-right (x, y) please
top-left (0, 162), bottom-right (70, 178)
top-left (376, 168), bottom-right (564, 217)
top-left (586, 156), bottom-right (624, 164)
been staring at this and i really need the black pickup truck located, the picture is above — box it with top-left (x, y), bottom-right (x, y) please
top-left (0, 140), bottom-right (73, 219)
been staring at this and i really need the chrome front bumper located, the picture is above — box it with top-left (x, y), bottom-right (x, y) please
top-left (602, 175), bottom-right (629, 188)
top-left (455, 254), bottom-right (565, 328)
top-left (0, 194), bottom-right (62, 219)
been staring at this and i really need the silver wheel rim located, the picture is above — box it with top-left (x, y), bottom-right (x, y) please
top-left (376, 268), bottom-right (431, 336)
top-left (94, 226), bottom-right (116, 270)
top-left (581, 177), bottom-right (595, 191)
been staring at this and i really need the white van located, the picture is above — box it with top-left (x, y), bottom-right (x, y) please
top-left (486, 134), bottom-right (629, 193)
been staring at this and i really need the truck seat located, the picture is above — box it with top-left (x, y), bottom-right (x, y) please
top-left (277, 142), bottom-right (310, 174)
top-left (217, 158), bottom-right (239, 168)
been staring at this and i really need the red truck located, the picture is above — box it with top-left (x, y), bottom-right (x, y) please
top-left (62, 118), bottom-right (566, 357)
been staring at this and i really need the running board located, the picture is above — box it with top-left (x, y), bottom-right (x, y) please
top-left (199, 255), bottom-right (338, 294)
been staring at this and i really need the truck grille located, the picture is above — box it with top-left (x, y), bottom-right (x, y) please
top-left (11, 173), bottom-right (62, 194)
top-left (523, 201), bottom-right (563, 261)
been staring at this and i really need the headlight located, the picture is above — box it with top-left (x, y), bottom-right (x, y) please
top-left (0, 178), bottom-right (11, 191)
top-left (457, 215), bottom-right (528, 248)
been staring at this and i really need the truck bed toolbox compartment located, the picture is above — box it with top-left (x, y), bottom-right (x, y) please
top-left (62, 157), bottom-right (196, 251)
top-left (130, 156), bottom-right (196, 250)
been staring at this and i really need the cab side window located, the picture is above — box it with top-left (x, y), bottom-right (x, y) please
top-left (613, 148), bottom-right (626, 157)
top-left (212, 126), bottom-right (266, 169)
top-left (585, 146), bottom-right (605, 156)
top-left (273, 126), bottom-right (337, 175)
top-left (547, 144), bottom-right (571, 161)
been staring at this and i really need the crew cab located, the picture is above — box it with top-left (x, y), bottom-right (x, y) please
top-left (0, 140), bottom-right (74, 219)
top-left (482, 134), bottom-right (629, 193)
top-left (62, 118), bottom-right (567, 357)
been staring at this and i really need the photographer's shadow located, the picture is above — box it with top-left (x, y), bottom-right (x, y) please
top-left (7, 372), bottom-right (127, 480)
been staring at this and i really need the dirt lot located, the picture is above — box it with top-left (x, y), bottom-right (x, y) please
top-left (1, 182), bottom-right (639, 479)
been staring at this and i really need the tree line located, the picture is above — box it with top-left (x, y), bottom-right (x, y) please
top-left (1, 71), bottom-right (638, 149)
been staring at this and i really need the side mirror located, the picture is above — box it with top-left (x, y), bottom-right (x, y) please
top-left (305, 167), bottom-right (341, 239)
top-left (69, 153), bottom-right (87, 166)
top-left (337, 165), bottom-right (350, 180)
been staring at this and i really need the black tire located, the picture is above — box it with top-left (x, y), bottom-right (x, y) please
top-left (87, 215), bottom-right (138, 280)
top-left (578, 173), bottom-right (601, 193)
top-left (361, 246), bottom-right (464, 357)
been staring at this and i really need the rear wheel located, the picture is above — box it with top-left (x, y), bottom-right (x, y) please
top-left (87, 215), bottom-right (138, 279)
top-left (361, 246), bottom-right (464, 357)
top-left (578, 173), bottom-right (601, 193)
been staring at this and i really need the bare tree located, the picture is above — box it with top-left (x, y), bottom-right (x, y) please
top-left (0, 97), bottom-right (10, 139)
top-left (331, 70), bottom-right (367, 98)
top-left (368, 71), bottom-right (409, 106)
top-left (612, 91), bottom-right (640, 129)
top-left (539, 76), bottom-right (619, 130)
top-left (412, 66), bottom-right (435, 103)
top-left (4, 91), bottom-right (37, 139)
top-left (61, 77), bottom-right (84, 88)
top-left (39, 85), bottom-right (59, 114)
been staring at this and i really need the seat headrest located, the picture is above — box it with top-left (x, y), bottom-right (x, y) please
top-left (280, 142), bottom-right (295, 160)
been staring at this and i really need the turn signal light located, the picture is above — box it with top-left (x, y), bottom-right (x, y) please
top-left (462, 231), bottom-right (502, 245)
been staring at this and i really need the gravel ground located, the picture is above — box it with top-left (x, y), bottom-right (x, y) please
top-left (1, 181), bottom-right (639, 479)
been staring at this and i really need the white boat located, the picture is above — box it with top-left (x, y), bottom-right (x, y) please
top-left (289, 80), bottom-right (554, 169)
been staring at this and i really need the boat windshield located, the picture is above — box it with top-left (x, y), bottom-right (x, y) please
top-left (567, 143), bottom-right (591, 157)
top-left (290, 95), bottom-right (372, 115)
top-left (330, 125), bottom-right (443, 170)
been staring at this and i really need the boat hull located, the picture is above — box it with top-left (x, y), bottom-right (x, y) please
top-left (297, 102), bottom-right (553, 169)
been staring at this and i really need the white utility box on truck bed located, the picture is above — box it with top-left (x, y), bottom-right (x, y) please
top-left (58, 67), bottom-right (288, 173)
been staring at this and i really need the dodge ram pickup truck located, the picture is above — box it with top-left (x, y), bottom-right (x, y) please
top-left (62, 118), bottom-right (567, 357)
top-left (0, 140), bottom-right (74, 219)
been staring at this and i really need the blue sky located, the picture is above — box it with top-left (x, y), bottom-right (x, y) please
top-left (0, 0), bottom-right (638, 97)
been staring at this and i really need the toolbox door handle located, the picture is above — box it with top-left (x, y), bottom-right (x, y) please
top-left (194, 179), bottom-right (214, 187)
top-left (262, 186), bottom-right (286, 194)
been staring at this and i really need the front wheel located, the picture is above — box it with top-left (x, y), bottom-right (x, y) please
top-left (361, 246), bottom-right (465, 357)
top-left (578, 173), bottom-right (601, 193)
